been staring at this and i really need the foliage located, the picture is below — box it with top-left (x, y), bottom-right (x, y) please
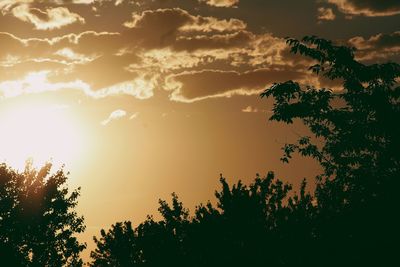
top-left (261, 36), bottom-right (400, 192)
top-left (90, 173), bottom-right (296, 266)
top-left (90, 221), bottom-right (137, 266)
top-left (261, 35), bottom-right (400, 265)
top-left (0, 162), bottom-right (86, 266)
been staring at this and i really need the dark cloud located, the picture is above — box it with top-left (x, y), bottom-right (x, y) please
top-left (329, 0), bottom-right (400, 17)
top-left (317, 7), bottom-right (336, 21)
top-left (53, 54), bottom-right (141, 89)
top-left (349, 31), bottom-right (400, 62)
top-left (122, 8), bottom-right (246, 50)
top-left (165, 68), bottom-right (306, 102)
top-left (173, 30), bottom-right (253, 52)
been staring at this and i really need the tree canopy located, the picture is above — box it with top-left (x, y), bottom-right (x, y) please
top-left (260, 35), bottom-right (400, 266)
top-left (0, 162), bottom-right (86, 266)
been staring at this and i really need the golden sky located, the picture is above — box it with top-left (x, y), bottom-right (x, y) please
top-left (0, 0), bottom-right (399, 261)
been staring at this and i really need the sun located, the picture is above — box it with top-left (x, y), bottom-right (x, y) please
top-left (0, 101), bottom-right (86, 171)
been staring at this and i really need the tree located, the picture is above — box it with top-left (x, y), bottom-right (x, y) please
top-left (262, 36), bottom-right (399, 196)
top-left (261, 36), bottom-right (400, 265)
top-left (0, 162), bottom-right (86, 266)
top-left (190, 173), bottom-right (293, 266)
top-left (90, 173), bottom-right (294, 267)
top-left (90, 221), bottom-right (138, 267)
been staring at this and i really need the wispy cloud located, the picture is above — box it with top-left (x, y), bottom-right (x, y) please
top-left (328, 0), bottom-right (400, 17)
top-left (11, 5), bottom-right (85, 30)
top-left (242, 106), bottom-right (258, 113)
top-left (165, 68), bottom-right (306, 103)
top-left (199, 0), bottom-right (239, 8)
top-left (124, 8), bottom-right (246, 33)
top-left (348, 31), bottom-right (400, 61)
top-left (129, 112), bottom-right (139, 120)
top-left (101, 109), bottom-right (127, 126)
top-left (317, 7), bottom-right (336, 21)
top-left (0, 71), bottom-right (154, 100)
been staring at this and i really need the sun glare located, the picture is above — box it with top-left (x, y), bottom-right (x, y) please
top-left (0, 102), bottom-right (86, 171)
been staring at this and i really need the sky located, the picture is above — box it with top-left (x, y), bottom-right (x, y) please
top-left (0, 0), bottom-right (399, 261)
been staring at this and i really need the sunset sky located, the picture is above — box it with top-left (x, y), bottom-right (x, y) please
top-left (0, 0), bottom-right (399, 260)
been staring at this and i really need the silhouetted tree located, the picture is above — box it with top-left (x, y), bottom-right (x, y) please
top-left (90, 221), bottom-right (138, 266)
top-left (90, 173), bottom-right (294, 266)
top-left (190, 172), bottom-right (292, 266)
top-left (261, 36), bottom-right (400, 265)
top-left (0, 161), bottom-right (86, 266)
top-left (138, 193), bottom-right (190, 266)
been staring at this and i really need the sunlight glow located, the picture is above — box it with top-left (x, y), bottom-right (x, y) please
top-left (0, 102), bottom-right (85, 170)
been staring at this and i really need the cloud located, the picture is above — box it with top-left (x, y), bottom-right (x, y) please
top-left (92, 75), bottom-right (156, 100)
top-left (0, 8), bottom-right (281, 98)
top-left (0, 4), bottom-right (308, 104)
top-left (129, 112), bottom-right (139, 120)
top-left (124, 8), bottom-right (246, 33)
top-left (115, 0), bottom-right (125, 5)
top-left (0, 30), bottom-right (124, 88)
top-left (0, 0), bottom-right (95, 11)
top-left (11, 4), bottom-right (85, 30)
top-left (0, 32), bottom-right (26, 59)
top-left (56, 54), bottom-right (138, 90)
top-left (127, 31), bottom-right (256, 71)
top-left (317, 7), bottom-right (336, 21)
top-left (1, 6), bottom-right (373, 105)
top-left (117, 8), bottom-right (251, 71)
top-left (328, 0), bottom-right (400, 17)
top-left (242, 106), bottom-right (258, 113)
top-left (0, 54), bottom-right (21, 67)
top-left (101, 109), bottom-right (127, 126)
top-left (129, 49), bottom-right (204, 71)
top-left (0, 0), bottom-right (32, 11)
top-left (0, 70), bottom-right (155, 100)
top-left (54, 48), bottom-right (97, 64)
top-left (129, 31), bottom-right (289, 71)
top-left (348, 31), bottom-right (400, 61)
top-left (174, 30), bottom-right (253, 52)
top-left (199, 0), bottom-right (239, 8)
top-left (0, 70), bottom-right (90, 98)
top-left (165, 68), bottom-right (306, 102)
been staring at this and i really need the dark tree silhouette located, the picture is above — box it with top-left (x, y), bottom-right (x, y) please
top-left (90, 221), bottom-right (138, 266)
top-left (0, 161), bottom-right (86, 266)
top-left (262, 36), bottom-right (400, 198)
top-left (90, 37), bottom-right (399, 266)
top-left (261, 36), bottom-right (400, 265)
top-left (90, 172), bottom-right (294, 266)
top-left (190, 172), bottom-right (293, 267)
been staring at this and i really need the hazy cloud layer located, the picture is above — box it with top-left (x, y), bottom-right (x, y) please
top-left (0, 1), bottom-right (398, 103)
